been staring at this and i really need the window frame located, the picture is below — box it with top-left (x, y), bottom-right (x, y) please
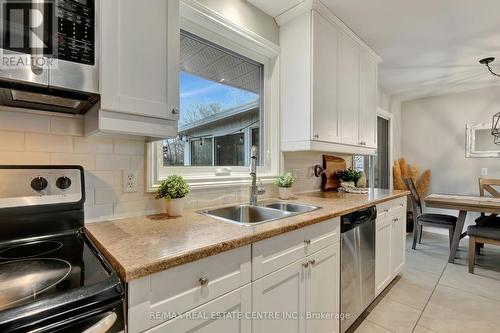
top-left (147, 1), bottom-right (281, 191)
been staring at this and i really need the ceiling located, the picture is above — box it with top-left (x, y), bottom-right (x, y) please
top-left (249, 0), bottom-right (500, 101)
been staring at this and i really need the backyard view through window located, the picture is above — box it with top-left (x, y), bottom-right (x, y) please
top-left (163, 31), bottom-right (263, 168)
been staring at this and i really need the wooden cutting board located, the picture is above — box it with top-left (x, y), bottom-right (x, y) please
top-left (314, 155), bottom-right (346, 191)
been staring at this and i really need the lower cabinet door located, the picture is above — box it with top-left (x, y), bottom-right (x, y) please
top-left (306, 243), bottom-right (340, 333)
top-left (147, 284), bottom-right (251, 333)
top-left (375, 216), bottom-right (392, 296)
top-left (391, 212), bottom-right (406, 276)
top-left (252, 260), bottom-right (306, 333)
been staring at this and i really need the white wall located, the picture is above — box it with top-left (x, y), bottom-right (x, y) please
top-left (401, 86), bottom-right (500, 232)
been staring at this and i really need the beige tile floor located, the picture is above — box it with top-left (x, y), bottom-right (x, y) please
top-left (352, 231), bottom-right (500, 333)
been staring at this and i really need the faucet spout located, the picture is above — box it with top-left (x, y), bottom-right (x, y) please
top-left (249, 145), bottom-right (265, 205)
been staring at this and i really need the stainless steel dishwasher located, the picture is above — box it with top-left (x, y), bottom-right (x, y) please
top-left (340, 206), bottom-right (376, 333)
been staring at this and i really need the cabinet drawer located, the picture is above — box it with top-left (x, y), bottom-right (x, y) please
top-left (147, 284), bottom-right (251, 333)
top-left (252, 218), bottom-right (339, 280)
top-left (128, 245), bottom-right (251, 333)
top-left (377, 197), bottom-right (406, 218)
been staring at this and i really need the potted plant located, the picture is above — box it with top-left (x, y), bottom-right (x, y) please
top-left (336, 167), bottom-right (362, 187)
top-left (275, 173), bottom-right (296, 200)
top-left (155, 175), bottom-right (190, 217)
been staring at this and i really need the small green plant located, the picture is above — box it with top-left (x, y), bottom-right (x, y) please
top-left (275, 173), bottom-right (296, 188)
top-left (336, 167), bottom-right (362, 184)
top-left (155, 175), bottom-right (190, 200)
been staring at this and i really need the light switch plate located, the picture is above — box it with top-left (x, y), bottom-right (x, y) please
top-left (481, 168), bottom-right (488, 176)
top-left (123, 170), bottom-right (138, 193)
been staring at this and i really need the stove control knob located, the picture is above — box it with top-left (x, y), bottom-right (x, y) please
top-left (31, 177), bottom-right (48, 191)
top-left (56, 176), bottom-right (72, 190)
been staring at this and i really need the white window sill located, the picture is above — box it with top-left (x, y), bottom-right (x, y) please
top-left (147, 174), bottom-right (277, 192)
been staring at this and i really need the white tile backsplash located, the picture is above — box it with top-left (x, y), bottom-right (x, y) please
top-left (25, 133), bottom-right (74, 152)
top-left (0, 111), bottom-right (154, 223)
top-left (0, 109), bottom-right (354, 223)
top-left (0, 131), bottom-right (24, 151)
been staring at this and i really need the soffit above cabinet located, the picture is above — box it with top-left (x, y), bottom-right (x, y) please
top-left (248, 0), bottom-right (303, 17)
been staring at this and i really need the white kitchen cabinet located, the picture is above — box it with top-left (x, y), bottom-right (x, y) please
top-left (279, 9), bottom-right (340, 151)
top-left (278, 1), bottom-right (381, 155)
top-left (148, 285), bottom-right (251, 333)
top-left (340, 37), bottom-right (378, 149)
top-left (85, 0), bottom-right (179, 139)
top-left (375, 198), bottom-right (407, 296)
top-left (252, 217), bottom-right (339, 280)
top-left (306, 243), bottom-right (340, 333)
top-left (375, 214), bottom-right (393, 295)
top-left (311, 10), bottom-right (341, 144)
top-left (340, 33), bottom-right (361, 146)
top-left (128, 245), bottom-right (251, 333)
top-left (252, 258), bottom-right (306, 333)
top-left (391, 211), bottom-right (406, 276)
top-left (359, 52), bottom-right (378, 148)
top-left (253, 243), bottom-right (340, 333)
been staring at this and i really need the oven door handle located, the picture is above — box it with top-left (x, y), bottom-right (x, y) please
top-left (82, 311), bottom-right (117, 333)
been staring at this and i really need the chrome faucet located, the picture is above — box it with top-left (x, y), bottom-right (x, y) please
top-left (249, 145), bottom-right (265, 205)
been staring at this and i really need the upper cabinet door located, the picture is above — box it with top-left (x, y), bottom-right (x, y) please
top-left (360, 52), bottom-right (377, 148)
top-left (100, 0), bottom-right (179, 120)
top-left (311, 10), bottom-right (340, 143)
top-left (340, 34), bottom-right (361, 146)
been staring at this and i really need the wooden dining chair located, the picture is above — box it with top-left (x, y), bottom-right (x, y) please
top-left (404, 178), bottom-right (458, 250)
top-left (473, 179), bottom-right (500, 255)
top-left (476, 178), bottom-right (500, 226)
top-left (468, 224), bottom-right (500, 273)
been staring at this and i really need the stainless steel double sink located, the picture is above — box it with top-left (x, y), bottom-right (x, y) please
top-left (199, 201), bottom-right (320, 226)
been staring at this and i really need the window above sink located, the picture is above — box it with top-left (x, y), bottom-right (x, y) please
top-left (147, 4), bottom-right (280, 191)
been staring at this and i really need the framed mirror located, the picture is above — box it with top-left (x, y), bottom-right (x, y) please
top-left (466, 122), bottom-right (500, 157)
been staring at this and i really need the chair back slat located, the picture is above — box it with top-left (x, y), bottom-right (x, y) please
top-left (479, 178), bottom-right (500, 218)
top-left (479, 178), bottom-right (500, 198)
top-left (404, 178), bottom-right (422, 217)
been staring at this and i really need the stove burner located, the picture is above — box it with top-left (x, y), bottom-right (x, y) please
top-left (0, 241), bottom-right (63, 259)
top-left (0, 258), bottom-right (71, 311)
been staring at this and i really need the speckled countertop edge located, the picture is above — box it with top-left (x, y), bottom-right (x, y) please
top-left (86, 190), bottom-right (409, 282)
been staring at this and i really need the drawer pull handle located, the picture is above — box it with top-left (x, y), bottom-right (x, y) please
top-left (198, 277), bottom-right (209, 286)
top-left (304, 239), bottom-right (311, 245)
top-left (309, 259), bottom-right (316, 265)
top-left (384, 208), bottom-right (389, 213)
top-left (302, 262), bottom-right (309, 268)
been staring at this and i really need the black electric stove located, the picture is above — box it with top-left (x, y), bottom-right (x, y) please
top-left (0, 166), bottom-right (124, 333)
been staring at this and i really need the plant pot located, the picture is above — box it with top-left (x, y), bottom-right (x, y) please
top-left (341, 181), bottom-right (355, 187)
top-left (164, 197), bottom-right (186, 217)
top-left (278, 187), bottom-right (293, 200)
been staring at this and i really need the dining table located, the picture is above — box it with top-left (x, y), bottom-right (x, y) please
top-left (424, 193), bottom-right (500, 263)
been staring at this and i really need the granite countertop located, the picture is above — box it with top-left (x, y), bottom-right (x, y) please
top-left (85, 189), bottom-right (409, 282)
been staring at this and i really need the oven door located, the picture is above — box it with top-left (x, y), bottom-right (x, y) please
top-left (44, 300), bottom-right (125, 333)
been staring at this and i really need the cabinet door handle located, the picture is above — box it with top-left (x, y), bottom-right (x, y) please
top-left (198, 277), bottom-right (209, 286)
top-left (172, 108), bottom-right (179, 115)
top-left (313, 134), bottom-right (319, 139)
top-left (302, 262), bottom-right (309, 268)
top-left (304, 239), bottom-right (311, 245)
top-left (309, 259), bottom-right (316, 265)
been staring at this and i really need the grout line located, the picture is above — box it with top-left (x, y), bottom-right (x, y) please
top-left (410, 255), bottom-right (447, 333)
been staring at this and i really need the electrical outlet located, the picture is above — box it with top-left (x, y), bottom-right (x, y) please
top-left (481, 168), bottom-right (488, 176)
top-left (122, 170), bottom-right (138, 193)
